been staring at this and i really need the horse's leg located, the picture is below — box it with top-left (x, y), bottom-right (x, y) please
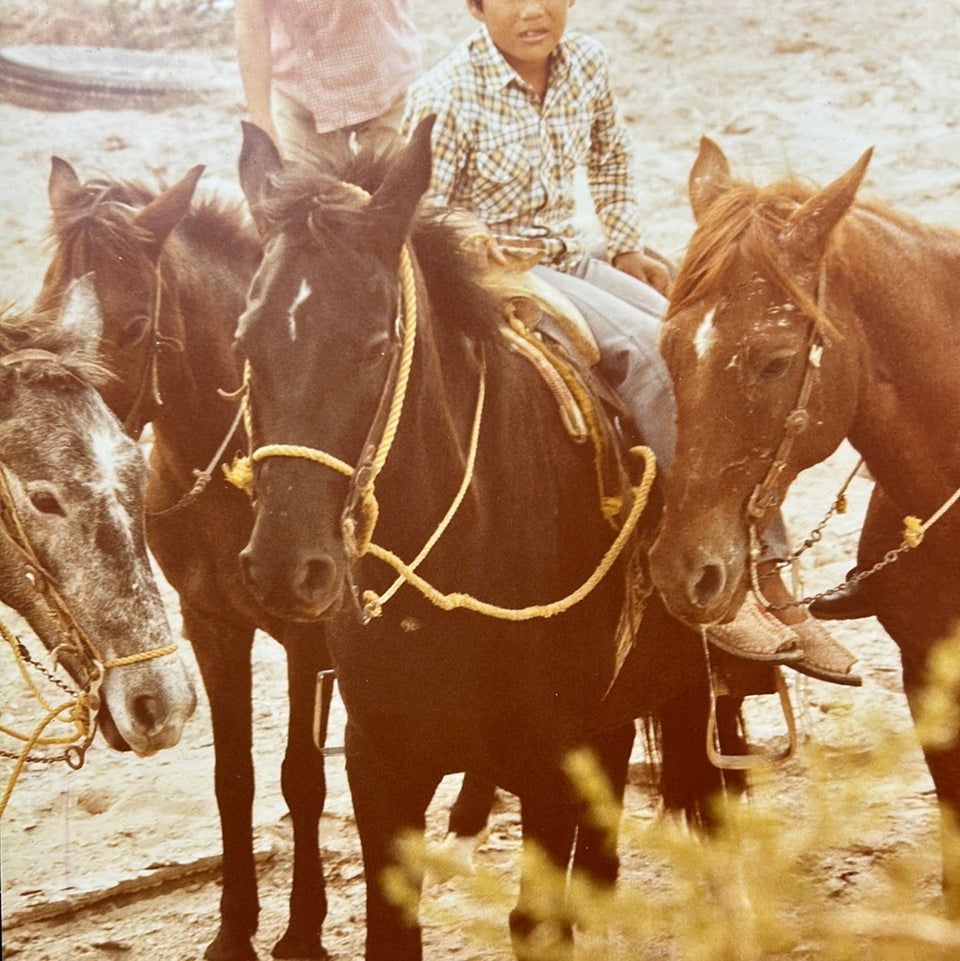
top-left (185, 612), bottom-right (260, 961)
top-left (570, 722), bottom-right (636, 891)
top-left (858, 491), bottom-right (960, 914)
top-left (659, 685), bottom-right (744, 830)
top-left (511, 781), bottom-right (579, 961)
top-left (901, 644), bottom-right (960, 916)
top-left (273, 630), bottom-right (332, 959)
top-left (447, 773), bottom-right (498, 838)
top-left (345, 721), bottom-right (441, 961)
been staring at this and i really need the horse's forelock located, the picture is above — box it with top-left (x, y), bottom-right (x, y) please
top-left (49, 178), bottom-right (153, 237)
top-left (48, 179), bottom-right (158, 271)
top-left (669, 178), bottom-right (838, 336)
top-left (0, 305), bottom-right (111, 389)
top-left (254, 148), bottom-right (502, 344)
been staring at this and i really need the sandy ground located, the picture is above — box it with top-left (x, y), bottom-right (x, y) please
top-left (1, 1), bottom-right (959, 958)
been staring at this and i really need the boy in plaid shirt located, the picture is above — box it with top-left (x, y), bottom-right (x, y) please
top-left (402, 0), bottom-right (674, 464)
top-left (401, 0), bottom-right (860, 685)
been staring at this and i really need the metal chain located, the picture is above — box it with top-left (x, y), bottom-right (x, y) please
top-left (782, 458), bottom-right (862, 565)
top-left (15, 639), bottom-right (78, 698)
top-left (1, 635), bottom-right (96, 769)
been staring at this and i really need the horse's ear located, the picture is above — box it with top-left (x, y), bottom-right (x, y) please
top-left (688, 137), bottom-right (733, 223)
top-left (57, 273), bottom-right (103, 348)
top-left (48, 156), bottom-right (82, 229)
top-left (238, 121), bottom-right (284, 236)
top-left (369, 115), bottom-right (436, 261)
top-left (133, 164), bottom-right (205, 257)
top-left (784, 147), bottom-right (873, 261)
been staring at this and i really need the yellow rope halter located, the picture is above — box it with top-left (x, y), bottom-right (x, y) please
top-left (227, 238), bottom-right (658, 624)
top-left (0, 464), bottom-right (177, 818)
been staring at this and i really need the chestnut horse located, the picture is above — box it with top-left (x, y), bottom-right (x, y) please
top-left (234, 118), bottom-right (740, 961)
top-left (38, 163), bottom-right (331, 960)
top-left (649, 138), bottom-right (960, 912)
top-left (0, 276), bottom-right (195, 790)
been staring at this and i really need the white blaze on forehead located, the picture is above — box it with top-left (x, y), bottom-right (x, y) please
top-left (288, 279), bottom-right (312, 341)
top-left (88, 418), bottom-right (158, 596)
top-left (90, 423), bottom-right (136, 521)
top-left (693, 306), bottom-right (717, 360)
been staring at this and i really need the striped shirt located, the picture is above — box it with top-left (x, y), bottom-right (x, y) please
top-left (401, 27), bottom-right (644, 271)
top-left (267, 0), bottom-right (420, 134)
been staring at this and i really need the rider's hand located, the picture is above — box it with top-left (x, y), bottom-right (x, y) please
top-left (612, 250), bottom-right (671, 297)
top-left (460, 232), bottom-right (508, 270)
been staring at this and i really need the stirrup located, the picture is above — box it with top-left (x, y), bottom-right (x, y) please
top-left (706, 666), bottom-right (797, 770)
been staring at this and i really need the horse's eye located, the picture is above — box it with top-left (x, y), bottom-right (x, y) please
top-left (117, 314), bottom-right (150, 349)
top-left (28, 485), bottom-right (66, 517)
top-left (362, 332), bottom-right (392, 368)
top-left (756, 350), bottom-right (794, 383)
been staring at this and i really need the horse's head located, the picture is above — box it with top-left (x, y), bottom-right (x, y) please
top-left (649, 138), bottom-right (871, 626)
top-left (234, 118), bottom-right (434, 621)
top-left (0, 278), bottom-right (196, 754)
top-left (41, 159), bottom-right (204, 438)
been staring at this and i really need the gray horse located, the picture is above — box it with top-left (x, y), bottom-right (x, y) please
top-left (0, 276), bottom-right (195, 763)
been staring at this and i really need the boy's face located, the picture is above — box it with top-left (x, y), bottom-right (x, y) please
top-left (468, 0), bottom-right (574, 73)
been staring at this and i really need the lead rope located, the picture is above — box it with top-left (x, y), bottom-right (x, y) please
top-left (0, 620), bottom-right (102, 817)
top-left (359, 443), bottom-right (655, 621)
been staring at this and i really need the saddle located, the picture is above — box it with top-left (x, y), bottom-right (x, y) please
top-left (462, 233), bottom-right (652, 681)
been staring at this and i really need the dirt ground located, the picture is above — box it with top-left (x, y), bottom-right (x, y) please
top-left (2, 1), bottom-right (959, 958)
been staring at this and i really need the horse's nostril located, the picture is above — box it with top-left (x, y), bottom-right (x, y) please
top-left (131, 693), bottom-right (161, 733)
top-left (298, 555), bottom-right (337, 601)
top-left (691, 563), bottom-right (725, 608)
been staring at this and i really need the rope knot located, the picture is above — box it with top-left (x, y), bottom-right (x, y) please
top-left (223, 454), bottom-right (254, 496)
top-left (902, 514), bottom-right (924, 549)
top-left (360, 590), bottom-right (383, 622)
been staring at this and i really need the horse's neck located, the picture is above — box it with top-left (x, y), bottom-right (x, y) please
top-left (837, 209), bottom-right (960, 513)
top-left (151, 233), bottom-right (259, 469)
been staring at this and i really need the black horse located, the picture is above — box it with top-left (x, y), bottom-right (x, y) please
top-left (234, 117), bottom-right (739, 961)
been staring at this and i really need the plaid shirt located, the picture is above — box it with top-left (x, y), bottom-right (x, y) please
top-left (268, 0), bottom-right (420, 134)
top-left (401, 28), bottom-right (644, 270)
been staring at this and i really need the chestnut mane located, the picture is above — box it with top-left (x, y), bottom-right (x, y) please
top-left (667, 178), bottom-right (837, 331)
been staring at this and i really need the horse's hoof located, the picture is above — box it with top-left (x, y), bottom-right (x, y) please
top-left (509, 909), bottom-right (574, 961)
top-left (204, 926), bottom-right (258, 961)
top-left (272, 931), bottom-right (330, 960)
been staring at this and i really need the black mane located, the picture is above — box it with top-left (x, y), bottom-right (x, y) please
top-left (257, 146), bottom-right (504, 345)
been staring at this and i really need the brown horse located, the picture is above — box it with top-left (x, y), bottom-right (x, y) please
top-left (648, 137), bottom-right (960, 912)
top-left (37, 164), bottom-right (332, 960)
top-left (0, 276), bottom-right (195, 770)
top-left (234, 118), bottom-right (745, 961)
